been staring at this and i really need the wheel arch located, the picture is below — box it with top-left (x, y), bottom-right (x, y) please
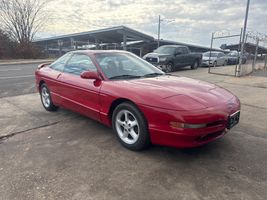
top-left (39, 80), bottom-right (46, 92)
top-left (167, 60), bottom-right (174, 66)
top-left (108, 98), bottom-right (148, 125)
top-left (108, 98), bottom-right (136, 119)
top-left (193, 58), bottom-right (200, 65)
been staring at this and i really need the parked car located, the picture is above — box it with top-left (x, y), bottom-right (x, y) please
top-left (201, 51), bottom-right (228, 67)
top-left (35, 50), bottom-right (240, 151)
top-left (226, 51), bottom-right (247, 65)
top-left (143, 45), bottom-right (202, 72)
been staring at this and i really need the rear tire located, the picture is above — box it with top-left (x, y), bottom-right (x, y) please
top-left (112, 102), bottom-right (150, 151)
top-left (40, 83), bottom-right (58, 111)
top-left (191, 60), bottom-right (199, 70)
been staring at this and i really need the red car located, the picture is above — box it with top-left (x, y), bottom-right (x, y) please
top-left (35, 50), bottom-right (240, 151)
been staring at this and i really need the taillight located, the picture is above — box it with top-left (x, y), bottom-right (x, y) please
top-left (37, 63), bottom-right (50, 69)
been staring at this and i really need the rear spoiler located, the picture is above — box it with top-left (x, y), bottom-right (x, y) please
top-left (37, 62), bottom-right (52, 69)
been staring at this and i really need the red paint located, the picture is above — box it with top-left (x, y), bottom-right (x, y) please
top-left (35, 51), bottom-right (240, 148)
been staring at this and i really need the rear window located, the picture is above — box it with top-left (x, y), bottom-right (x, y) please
top-left (203, 52), bottom-right (218, 57)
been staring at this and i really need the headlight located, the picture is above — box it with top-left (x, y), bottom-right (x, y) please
top-left (170, 121), bottom-right (207, 129)
top-left (159, 57), bottom-right (167, 62)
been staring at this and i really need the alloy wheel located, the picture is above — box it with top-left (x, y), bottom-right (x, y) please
top-left (165, 63), bottom-right (173, 72)
top-left (41, 86), bottom-right (51, 108)
top-left (115, 109), bottom-right (140, 145)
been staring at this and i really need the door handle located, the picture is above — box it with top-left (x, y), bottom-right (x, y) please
top-left (56, 73), bottom-right (62, 79)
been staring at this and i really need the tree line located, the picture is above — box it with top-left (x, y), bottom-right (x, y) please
top-left (0, 0), bottom-right (47, 59)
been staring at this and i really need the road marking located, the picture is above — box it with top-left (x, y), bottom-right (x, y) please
top-left (0, 75), bottom-right (35, 79)
top-left (0, 68), bottom-right (22, 72)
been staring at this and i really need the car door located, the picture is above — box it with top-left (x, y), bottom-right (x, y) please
top-left (218, 53), bottom-right (225, 65)
top-left (43, 53), bottom-right (72, 105)
top-left (181, 47), bottom-right (191, 65)
top-left (59, 53), bottom-right (102, 121)
top-left (173, 47), bottom-right (185, 67)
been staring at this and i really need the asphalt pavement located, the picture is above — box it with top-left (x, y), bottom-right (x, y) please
top-left (0, 63), bottom-right (39, 98)
top-left (0, 64), bottom-right (267, 199)
top-left (254, 69), bottom-right (267, 77)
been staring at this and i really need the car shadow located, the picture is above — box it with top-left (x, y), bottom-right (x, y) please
top-left (56, 107), bottom-right (231, 163)
top-left (172, 66), bottom-right (192, 72)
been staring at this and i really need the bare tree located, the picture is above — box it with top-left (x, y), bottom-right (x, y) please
top-left (0, 0), bottom-right (47, 45)
top-left (0, 29), bottom-right (17, 58)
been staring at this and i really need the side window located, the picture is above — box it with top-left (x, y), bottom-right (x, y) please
top-left (175, 48), bottom-right (183, 55)
top-left (64, 54), bottom-right (97, 76)
top-left (50, 53), bottom-right (71, 72)
top-left (182, 47), bottom-right (189, 54)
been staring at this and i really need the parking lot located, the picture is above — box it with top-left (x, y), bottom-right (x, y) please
top-left (0, 63), bottom-right (267, 200)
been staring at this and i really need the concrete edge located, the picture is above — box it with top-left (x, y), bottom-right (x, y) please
top-left (0, 59), bottom-right (55, 66)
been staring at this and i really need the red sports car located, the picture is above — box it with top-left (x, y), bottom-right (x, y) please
top-left (35, 50), bottom-right (240, 150)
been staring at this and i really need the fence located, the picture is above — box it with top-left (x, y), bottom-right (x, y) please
top-left (208, 29), bottom-right (267, 77)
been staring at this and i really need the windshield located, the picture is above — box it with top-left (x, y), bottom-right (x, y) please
top-left (154, 46), bottom-right (176, 54)
top-left (95, 52), bottom-right (164, 80)
top-left (203, 52), bottom-right (219, 57)
top-left (227, 52), bottom-right (239, 57)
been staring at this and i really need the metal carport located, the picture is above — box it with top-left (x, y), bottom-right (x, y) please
top-left (33, 26), bottom-right (154, 56)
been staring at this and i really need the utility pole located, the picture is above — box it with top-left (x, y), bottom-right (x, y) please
top-left (238, 0), bottom-right (250, 76)
top-left (158, 15), bottom-right (161, 48)
top-left (157, 15), bottom-right (174, 48)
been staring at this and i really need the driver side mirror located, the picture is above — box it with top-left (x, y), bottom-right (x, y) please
top-left (80, 71), bottom-right (100, 80)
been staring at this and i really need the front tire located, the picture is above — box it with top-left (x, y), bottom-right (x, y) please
top-left (40, 83), bottom-right (58, 111)
top-left (165, 62), bottom-right (174, 73)
top-left (112, 102), bottom-right (150, 151)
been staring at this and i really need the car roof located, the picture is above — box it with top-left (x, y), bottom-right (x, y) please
top-left (159, 45), bottom-right (186, 48)
top-left (68, 50), bottom-right (130, 55)
top-left (203, 51), bottom-right (221, 54)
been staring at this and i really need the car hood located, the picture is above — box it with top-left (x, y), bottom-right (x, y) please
top-left (144, 52), bottom-right (171, 59)
top-left (104, 75), bottom-right (235, 111)
top-left (202, 56), bottom-right (216, 60)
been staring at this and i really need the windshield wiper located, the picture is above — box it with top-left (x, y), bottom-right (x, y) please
top-left (143, 73), bottom-right (164, 77)
top-left (109, 74), bottom-right (141, 80)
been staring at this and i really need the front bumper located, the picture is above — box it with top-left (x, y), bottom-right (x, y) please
top-left (155, 64), bottom-right (168, 71)
top-left (227, 59), bottom-right (238, 65)
top-left (150, 127), bottom-right (228, 148)
top-left (139, 102), bottom-right (240, 148)
top-left (201, 60), bottom-right (214, 67)
top-left (147, 61), bottom-right (168, 71)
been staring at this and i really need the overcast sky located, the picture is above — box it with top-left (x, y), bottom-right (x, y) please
top-left (39, 0), bottom-right (267, 47)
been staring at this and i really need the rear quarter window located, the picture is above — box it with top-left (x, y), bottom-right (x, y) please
top-left (50, 53), bottom-right (72, 72)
